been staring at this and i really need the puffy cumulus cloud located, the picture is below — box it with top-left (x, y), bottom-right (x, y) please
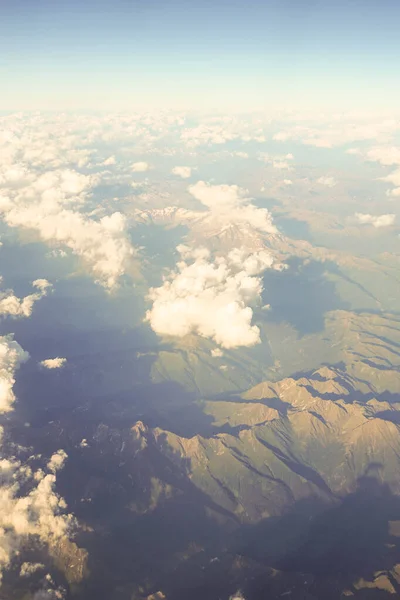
top-left (355, 213), bottom-right (396, 228)
top-left (0, 169), bottom-right (135, 288)
top-left (0, 278), bottom-right (52, 319)
top-left (0, 452), bottom-right (74, 585)
top-left (171, 166), bottom-right (192, 179)
top-left (0, 335), bottom-right (29, 414)
top-left (47, 449), bottom-right (68, 473)
top-left (132, 161), bottom-right (150, 172)
top-left (0, 114), bottom-right (93, 170)
top-left (283, 179), bottom-right (293, 186)
top-left (40, 357), bottom-right (67, 370)
top-left (0, 168), bottom-right (95, 199)
top-left (317, 176), bottom-right (337, 187)
top-left (146, 245), bottom-right (278, 349)
top-left (188, 181), bottom-right (277, 235)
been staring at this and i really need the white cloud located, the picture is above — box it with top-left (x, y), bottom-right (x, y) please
top-left (355, 213), bottom-right (396, 228)
top-left (211, 348), bottom-right (223, 357)
top-left (47, 450), bottom-right (68, 473)
top-left (0, 335), bottom-right (29, 414)
top-left (229, 591), bottom-right (246, 600)
top-left (381, 170), bottom-right (400, 187)
top-left (366, 146), bottom-right (400, 166)
top-left (0, 327), bottom-right (77, 585)
top-left (132, 161), bottom-right (150, 172)
top-left (188, 181), bottom-right (277, 235)
top-left (40, 357), bottom-right (67, 370)
top-left (387, 186), bottom-right (400, 198)
top-left (180, 119), bottom-right (266, 147)
top-left (317, 176), bottom-right (337, 187)
top-left (0, 278), bottom-right (52, 319)
top-left (102, 156), bottom-right (116, 166)
top-left (0, 453), bottom-right (75, 584)
top-left (283, 179), bottom-right (293, 185)
top-left (273, 161), bottom-right (290, 169)
top-left (258, 153), bottom-right (294, 170)
top-left (272, 118), bottom-right (400, 148)
top-left (146, 245), bottom-right (278, 349)
top-left (350, 145), bottom-right (400, 197)
top-left (171, 166), bottom-right (192, 179)
top-left (0, 169), bottom-right (135, 288)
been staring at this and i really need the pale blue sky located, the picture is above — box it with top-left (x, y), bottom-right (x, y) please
top-left (2, 0), bottom-right (400, 111)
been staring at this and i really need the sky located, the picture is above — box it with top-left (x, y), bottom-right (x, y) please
top-left (2, 0), bottom-right (400, 112)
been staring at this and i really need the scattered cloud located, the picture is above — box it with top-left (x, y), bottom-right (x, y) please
top-left (283, 179), bottom-right (293, 185)
top-left (132, 161), bottom-right (150, 172)
top-left (0, 452), bottom-right (75, 584)
top-left (0, 338), bottom-right (76, 585)
top-left (0, 169), bottom-right (135, 288)
top-left (146, 245), bottom-right (279, 348)
top-left (0, 278), bottom-right (52, 319)
top-left (47, 449), bottom-right (68, 473)
top-left (172, 166), bottom-right (192, 179)
top-left (40, 357), bottom-right (67, 370)
top-left (348, 145), bottom-right (400, 197)
top-left (355, 213), bottom-right (396, 228)
top-left (317, 176), bottom-right (337, 187)
top-left (0, 335), bottom-right (29, 414)
top-left (258, 153), bottom-right (294, 170)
